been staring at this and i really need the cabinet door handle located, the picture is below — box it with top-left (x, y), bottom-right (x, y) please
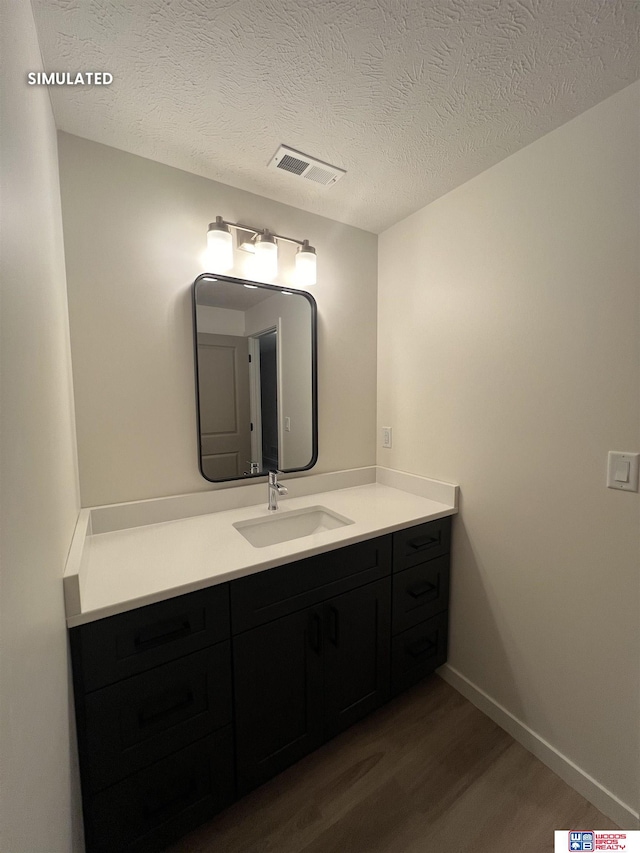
top-left (309, 611), bottom-right (322, 654)
top-left (408, 533), bottom-right (439, 551)
top-left (134, 616), bottom-right (192, 651)
top-left (138, 686), bottom-right (194, 728)
top-left (406, 636), bottom-right (437, 659)
top-left (328, 606), bottom-right (339, 647)
top-left (407, 580), bottom-right (437, 599)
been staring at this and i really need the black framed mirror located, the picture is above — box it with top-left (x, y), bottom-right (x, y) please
top-left (192, 273), bottom-right (318, 482)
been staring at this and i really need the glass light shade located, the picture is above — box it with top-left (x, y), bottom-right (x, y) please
top-left (294, 241), bottom-right (317, 286)
top-left (254, 234), bottom-right (278, 281)
top-left (206, 222), bottom-right (233, 271)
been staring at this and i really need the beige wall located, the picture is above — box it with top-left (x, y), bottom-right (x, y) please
top-left (378, 82), bottom-right (640, 816)
top-left (58, 134), bottom-right (378, 507)
top-left (0, 3), bottom-right (82, 851)
top-left (244, 292), bottom-right (313, 469)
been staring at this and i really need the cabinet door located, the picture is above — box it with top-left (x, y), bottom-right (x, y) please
top-left (233, 607), bottom-right (323, 794)
top-left (323, 578), bottom-right (391, 740)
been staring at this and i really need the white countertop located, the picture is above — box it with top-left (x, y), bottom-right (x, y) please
top-left (65, 468), bottom-right (457, 627)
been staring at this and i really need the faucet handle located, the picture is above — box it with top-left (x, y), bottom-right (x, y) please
top-left (267, 470), bottom-right (286, 510)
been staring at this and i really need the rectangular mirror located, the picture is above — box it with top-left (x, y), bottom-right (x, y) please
top-left (193, 274), bottom-right (318, 482)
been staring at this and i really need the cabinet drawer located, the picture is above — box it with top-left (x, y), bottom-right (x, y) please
top-left (83, 643), bottom-right (232, 792)
top-left (392, 555), bottom-right (450, 635)
top-left (231, 535), bottom-right (392, 633)
top-left (392, 517), bottom-right (451, 572)
top-left (391, 612), bottom-right (448, 695)
top-left (85, 727), bottom-right (234, 853)
top-left (73, 584), bottom-right (230, 692)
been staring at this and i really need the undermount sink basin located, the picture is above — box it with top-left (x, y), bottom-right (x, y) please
top-left (233, 505), bottom-right (354, 548)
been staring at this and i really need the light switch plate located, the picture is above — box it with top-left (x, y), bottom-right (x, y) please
top-left (607, 451), bottom-right (639, 492)
top-left (381, 427), bottom-right (392, 449)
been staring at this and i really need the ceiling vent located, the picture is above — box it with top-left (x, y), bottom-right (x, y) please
top-left (268, 145), bottom-right (346, 188)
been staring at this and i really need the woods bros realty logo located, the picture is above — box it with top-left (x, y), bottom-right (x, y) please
top-left (554, 831), bottom-right (640, 851)
top-left (27, 71), bottom-right (112, 85)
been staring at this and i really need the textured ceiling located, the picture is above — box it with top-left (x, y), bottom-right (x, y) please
top-left (32, 0), bottom-right (639, 233)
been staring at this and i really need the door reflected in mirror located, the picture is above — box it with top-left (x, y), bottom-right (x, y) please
top-left (193, 274), bottom-right (318, 482)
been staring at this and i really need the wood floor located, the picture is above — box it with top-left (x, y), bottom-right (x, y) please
top-left (165, 676), bottom-right (618, 853)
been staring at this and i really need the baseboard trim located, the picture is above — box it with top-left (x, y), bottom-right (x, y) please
top-left (438, 664), bottom-right (639, 829)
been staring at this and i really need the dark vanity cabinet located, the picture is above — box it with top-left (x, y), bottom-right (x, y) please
top-left (70, 516), bottom-right (451, 852)
top-left (390, 517), bottom-right (451, 694)
top-left (231, 535), bottom-right (392, 793)
top-left (69, 585), bottom-right (234, 853)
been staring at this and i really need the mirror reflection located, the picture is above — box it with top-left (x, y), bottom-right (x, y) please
top-left (193, 274), bottom-right (317, 482)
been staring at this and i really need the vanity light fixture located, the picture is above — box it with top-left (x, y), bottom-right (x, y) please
top-left (236, 229), bottom-right (257, 253)
top-left (205, 217), bottom-right (317, 285)
top-left (254, 230), bottom-right (278, 282)
top-left (295, 240), bottom-right (317, 288)
top-left (206, 216), bottom-right (233, 271)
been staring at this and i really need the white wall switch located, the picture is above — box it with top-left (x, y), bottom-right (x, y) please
top-left (607, 451), bottom-right (639, 491)
top-left (381, 427), bottom-right (392, 449)
top-left (284, 417), bottom-right (291, 432)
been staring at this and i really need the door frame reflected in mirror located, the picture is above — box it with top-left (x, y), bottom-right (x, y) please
top-left (192, 273), bottom-right (318, 483)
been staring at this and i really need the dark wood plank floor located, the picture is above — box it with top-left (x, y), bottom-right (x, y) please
top-left (165, 676), bottom-right (618, 853)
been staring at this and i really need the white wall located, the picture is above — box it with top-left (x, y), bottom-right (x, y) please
top-left (57, 134), bottom-right (378, 507)
top-left (196, 305), bottom-right (245, 336)
top-left (0, 3), bottom-right (82, 851)
top-left (378, 81), bottom-right (640, 820)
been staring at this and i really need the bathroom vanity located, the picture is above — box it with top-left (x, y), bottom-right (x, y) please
top-left (65, 469), bottom-right (456, 852)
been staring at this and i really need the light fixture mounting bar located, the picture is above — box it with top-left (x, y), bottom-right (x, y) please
top-left (217, 219), bottom-right (307, 248)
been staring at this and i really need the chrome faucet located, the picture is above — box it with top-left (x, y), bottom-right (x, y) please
top-left (267, 470), bottom-right (288, 511)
